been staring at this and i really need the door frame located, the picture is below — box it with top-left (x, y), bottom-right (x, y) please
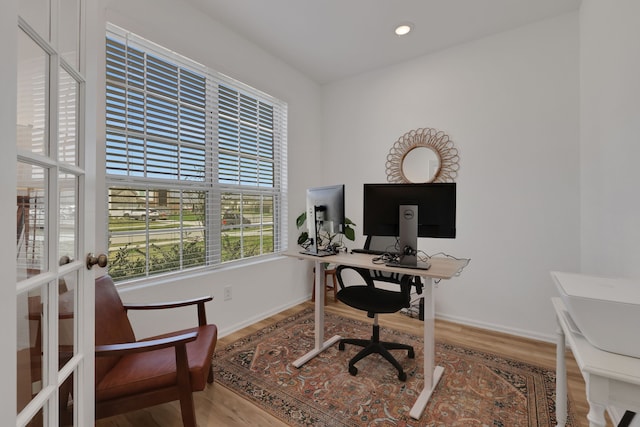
top-left (2, 0), bottom-right (19, 424)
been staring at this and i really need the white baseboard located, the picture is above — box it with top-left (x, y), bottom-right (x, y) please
top-left (434, 311), bottom-right (556, 343)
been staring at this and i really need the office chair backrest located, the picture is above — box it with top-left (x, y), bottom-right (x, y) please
top-left (363, 235), bottom-right (401, 283)
top-left (363, 235), bottom-right (422, 293)
top-left (364, 235), bottom-right (398, 253)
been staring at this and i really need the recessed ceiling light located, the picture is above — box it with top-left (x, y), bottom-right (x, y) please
top-left (394, 23), bottom-right (413, 36)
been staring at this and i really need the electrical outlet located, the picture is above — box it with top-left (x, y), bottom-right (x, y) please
top-left (223, 285), bottom-right (232, 301)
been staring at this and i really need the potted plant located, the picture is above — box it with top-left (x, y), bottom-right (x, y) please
top-left (296, 211), bottom-right (356, 253)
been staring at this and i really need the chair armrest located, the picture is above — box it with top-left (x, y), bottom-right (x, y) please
top-left (123, 296), bottom-right (212, 310)
top-left (123, 296), bottom-right (213, 326)
top-left (95, 331), bottom-right (198, 357)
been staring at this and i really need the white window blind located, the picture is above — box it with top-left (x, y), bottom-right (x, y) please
top-left (105, 23), bottom-right (287, 282)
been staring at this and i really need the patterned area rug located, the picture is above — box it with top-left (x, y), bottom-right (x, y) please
top-left (214, 308), bottom-right (574, 426)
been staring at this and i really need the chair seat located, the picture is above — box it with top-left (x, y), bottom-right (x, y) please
top-left (337, 286), bottom-right (409, 314)
top-left (96, 324), bottom-right (218, 402)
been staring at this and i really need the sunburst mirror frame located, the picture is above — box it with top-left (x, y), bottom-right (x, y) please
top-left (385, 127), bottom-right (459, 183)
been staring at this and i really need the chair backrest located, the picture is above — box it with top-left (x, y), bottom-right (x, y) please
top-left (363, 235), bottom-right (402, 282)
top-left (364, 235), bottom-right (398, 253)
top-left (363, 235), bottom-right (422, 293)
top-left (94, 275), bottom-right (137, 384)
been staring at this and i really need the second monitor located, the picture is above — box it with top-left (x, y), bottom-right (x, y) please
top-left (363, 183), bottom-right (456, 269)
top-left (302, 184), bottom-right (346, 256)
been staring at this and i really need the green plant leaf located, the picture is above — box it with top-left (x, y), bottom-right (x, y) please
top-left (296, 212), bottom-right (307, 229)
top-left (344, 226), bottom-right (355, 241)
top-left (297, 231), bottom-right (309, 245)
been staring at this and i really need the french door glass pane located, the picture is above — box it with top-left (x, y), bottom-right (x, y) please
top-left (17, 29), bottom-right (49, 156)
top-left (59, 173), bottom-right (77, 261)
top-left (59, 369), bottom-right (75, 425)
top-left (59, 0), bottom-right (80, 68)
top-left (24, 410), bottom-right (44, 427)
top-left (58, 67), bottom-right (79, 165)
top-left (16, 285), bottom-right (47, 413)
top-left (17, 162), bottom-right (48, 280)
top-left (18, 0), bottom-right (50, 41)
top-left (59, 270), bottom-right (77, 365)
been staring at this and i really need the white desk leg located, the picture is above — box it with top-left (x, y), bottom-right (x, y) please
top-left (586, 403), bottom-right (606, 427)
top-left (555, 318), bottom-right (567, 427)
top-left (293, 260), bottom-right (341, 368)
top-left (410, 278), bottom-right (445, 420)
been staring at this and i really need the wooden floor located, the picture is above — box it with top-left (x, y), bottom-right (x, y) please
top-left (95, 298), bottom-right (612, 427)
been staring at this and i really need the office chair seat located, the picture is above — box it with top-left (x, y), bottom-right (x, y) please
top-left (337, 286), bottom-right (408, 316)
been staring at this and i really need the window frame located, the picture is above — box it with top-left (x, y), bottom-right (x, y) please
top-left (105, 23), bottom-right (288, 283)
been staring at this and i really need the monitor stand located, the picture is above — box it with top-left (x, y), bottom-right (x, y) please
top-left (386, 257), bottom-right (431, 270)
top-left (385, 204), bottom-right (431, 270)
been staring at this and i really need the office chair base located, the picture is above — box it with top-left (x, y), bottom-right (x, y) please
top-left (347, 363), bottom-right (407, 381)
top-left (338, 326), bottom-right (415, 382)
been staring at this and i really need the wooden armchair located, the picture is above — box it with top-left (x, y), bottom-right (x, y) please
top-left (94, 275), bottom-right (218, 427)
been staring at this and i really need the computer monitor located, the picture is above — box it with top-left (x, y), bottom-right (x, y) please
top-left (363, 183), bottom-right (456, 269)
top-left (302, 184), bottom-right (346, 256)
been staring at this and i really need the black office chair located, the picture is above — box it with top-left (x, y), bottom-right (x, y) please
top-left (336, 236), bottom-right (421, 381)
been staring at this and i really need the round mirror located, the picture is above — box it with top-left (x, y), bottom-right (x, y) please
top-left (401, 146), bottom-right (440, 183)
top-left (386, 128), bottom-right (459, 183)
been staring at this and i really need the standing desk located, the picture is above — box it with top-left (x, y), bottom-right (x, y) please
top-left (552, 297), bottom-right (640, 427)
top-left (285, 251), bottom-right (467, 420)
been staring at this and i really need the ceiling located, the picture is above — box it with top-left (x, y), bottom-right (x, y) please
top-left (185, 0), bottom-right (581, 84)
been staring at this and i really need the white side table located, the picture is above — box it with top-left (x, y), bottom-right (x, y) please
top-left (552, 297), bottom-right (640, 427)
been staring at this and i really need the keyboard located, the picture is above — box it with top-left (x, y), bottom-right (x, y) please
top-left (350, 248), bottom-right (394, 256)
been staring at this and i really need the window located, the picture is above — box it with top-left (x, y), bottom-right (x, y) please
top-left (105, 24), bottom-right (287, 282)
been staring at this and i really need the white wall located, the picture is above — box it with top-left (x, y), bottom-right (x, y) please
top-left (322, 13), bottom-right (580, 340)
top-left (580, 0), bottom-right (640, 279)
top-left (99, 0), bottom-right (324, 338)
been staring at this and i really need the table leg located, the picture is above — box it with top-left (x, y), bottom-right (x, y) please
top-left (587, 402), bottom-right (607, 427)
top-left (293, 260), bottom-right (341, 368)
top-left (410, 278), bottom-right (445, 420)
top-left (556, 317), bottom-right (567, 427)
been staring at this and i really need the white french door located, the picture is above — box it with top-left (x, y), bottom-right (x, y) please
top-left (15, 0), bottom-right (95, 426)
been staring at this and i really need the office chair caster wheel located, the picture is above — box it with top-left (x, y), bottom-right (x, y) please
top-left (408, 349), bottom-right (415, 359)
top-left (349, 365), bottom-right (358, 376)
top-left (338, 342), bottom-right (345, 351)
top-left (398, 371), bottom-right (407, 382)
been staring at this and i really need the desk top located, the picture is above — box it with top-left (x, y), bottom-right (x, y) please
top-left (284, 251), bottom-right (467, 280)
top-left (552, 297), bottom-right (640, 386)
